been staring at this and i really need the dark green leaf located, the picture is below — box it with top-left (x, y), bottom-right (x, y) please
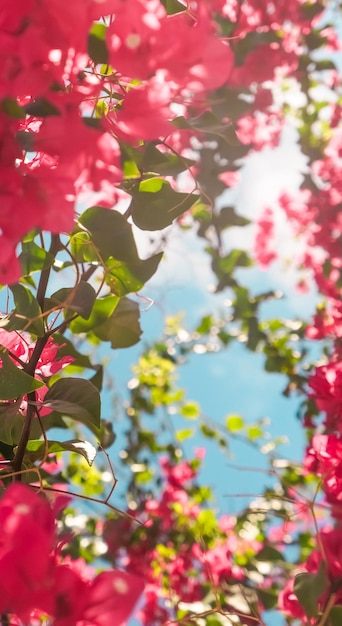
top-left (0, 352), bottom-right (44, 401)
top-left (142, 144), bottom-right (195, 176)
top-left (90, 366), bottom-right (103, 392)
top-left (24, 98), bottom-right (60, 117)
top-left (16, 130), bottom-right (35, 152)
top-left (256, 587), bottom-right (278, 610)
top-left (88, 22), bottom-right (109, 64)
top-left (1, 98), bottom-right (25, 119)
top-left (255, 546), bottom-right (285, 562)
top-left (174, 112), bottom-right (240, 146)
top-left (4, 284), bottom-right (44, 337)
top-left (294, 562), bottom-right (328, 619)
top-left (315, 59), bottom-right (336, 71)
top-left (162, 0), bottom-right (187, 14)
top-left (19, 241), bottom-right (54, 276)
top-left (247, 316), bottom-right (263, 351)
top-left (93, 297), bottom-right (141, 348)
top-left (329, 605), bottom-right (342, 626)
top-left (41, 412), bottom-right (69, 432)
top-left (0, 404), bottom-right (39, 446)
top-left (43, 378), bottom-right (101, 435)
top-left (130, 178), bottom-right (198, 230)
top-left (48, 282), bottom-right (97, 320)
top-left (0, 404), bottom-right (23, 446)
top-left (215, 206), bottom-right (250, 229)
top-left (98, 419), bottom-right (116, 449)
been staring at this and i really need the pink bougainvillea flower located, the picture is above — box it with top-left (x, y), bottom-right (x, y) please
top-left (0, 483), bottom-right (56, 617)
top-left (83, 570), bottom-right (144, 626)
top-left (254, 207), bottom-right (277, 268)
top-left (113, 79), bottom-right (173, 142)
top-left (308, 360), bottom-right (342, 429)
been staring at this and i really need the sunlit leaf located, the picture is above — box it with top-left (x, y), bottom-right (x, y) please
top-left (79, 206), bottom-right (138, 263)
top-left (105, 252), bottom-right (163, 296)
top-left (180, 402), bottom-right (200, 419)
top-left (226, 415), bottom-right (244, 432)
top-left (25, 439), bottom-right (97, 466)
top-left (93, 297), bottom-right (142, 348)
top-left (69, 295), bottom-right (119, 334)
top-left (129, 178), bottom-right (198, 230)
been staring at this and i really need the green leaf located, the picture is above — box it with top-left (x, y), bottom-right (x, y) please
top-left (43, 378), bottom-right (101, 435)
top-left (175, 428), bottom-right (194, 442)
top-left (226, 414), bottom-right (244, 432)
top-left (215, 206), bottom-right (250, 229)
top-left (48, 282), bottom-right (97, 320)
top-left (0, 404), bottom-right (23, 446)
top-left (219, 250), bottom-right (253, 275)
top-left (4, 284), bottom-right (44, 337)
top-left (88, 22), bottom-right (108, 64)
top-left (204, 618), bottom-right (224, 626)
top-left (106, 253), bottom-right (163, 296)
top-left (1, 97), bottom-right (25, 119)
top-left (129, 178), bottom-right (198, 231)
top-left (93, 297), bottom-right (142, 348)
top-left (247, 425), bottom-right (263, 440)
top-left (119, 143), bottom-right (142, 179)
top-left (180, 402), bottom-right (200, 419)
top-left (25, 439), bottom-right (97, 466)
top-left (16, 130), bottom-right (35, 152)
top-left (70, 231), bottom-right (97, 263)
top-left (0, 403), bottom-right (41, 445)
top-left (256, 546), bottom-right (285, 562)
top-left (79, 207), bottom-right (139, 263)
top-left (24, 98), bottom-right (60, 117)
top-left (294, 562), bottom-right (328, 619)
top-left (69, 295), bottom-right (119, 334)
top-left (19, 241), bottom-right (54, 276)
top-left (0, 352), bottom-right (44, 401)
top-left (90, 365), bottom-right (103, 392)
top-left (98, 419), bottom-right (116, 449)
top-left (329, 605), bottom-right (342, 626)
top-left (141, 144), bottom-right (195, 176)
top-left (163, 0), bottom-right (187, 14)
top-left (174, 112), bottom-right (241, 145)
top-left (200, 424), bottom-right (216, 439)
top-left (247, 316), bottom-right (262, 351)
